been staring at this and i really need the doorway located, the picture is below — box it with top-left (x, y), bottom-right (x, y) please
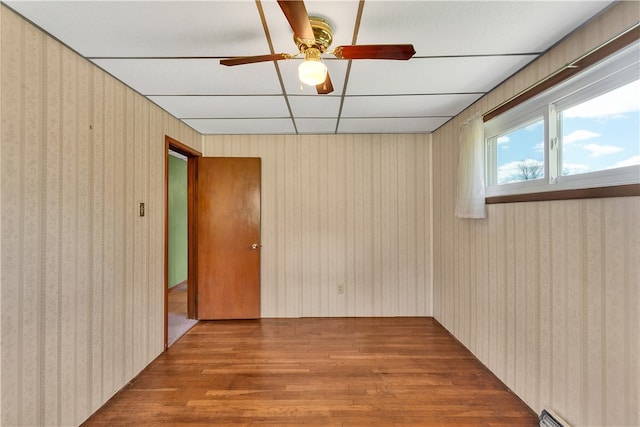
top-left (164, 139), bottom-right (262, 348)
top-left (167, 149), bottom-right (197, 346)
top-left (165, 136), bottom-right (200, 349)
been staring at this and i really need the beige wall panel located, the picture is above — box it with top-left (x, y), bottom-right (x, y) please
top-left (123, 86), bottom-right (136, 383)
top-left (102, 67), bottom-right (116, 403)
top-left (74, 51), bottom-right (92, 422)
top-left (149, 106), bottom-right (165, 357)
top-left (1, 6), bottom-right (24, 423)
top-left (0, 6), bottom-right (201, 425)
top-left (42, 35), bottom-right (64, 426)
top-left (202, 133), bottom-right (432, 318)
top-left (60, 45), bottom-right (80, 426)
top-left (112, 79), bottom-right (123, 392)
top-left (90, 68), bottom-right (105, 412)
top-left (0, 8), bottom-right (3, 423)
top-left (20, 21), bottom-right (44, 425)
top-left (132, 95), bottom-right (143, 370)
top-left (431, 3), bottom-right (639, 426)
top-left (133, 94), bottom-right (147, 371)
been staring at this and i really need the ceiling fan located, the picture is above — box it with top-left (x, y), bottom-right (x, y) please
top-left (220, 0), bottom-right (416, 95)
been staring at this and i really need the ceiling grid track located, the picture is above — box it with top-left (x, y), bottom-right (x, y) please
top-left (334, 0), bottom-right (365, 134)
top-left (255, 0), bottom-right (299, 134)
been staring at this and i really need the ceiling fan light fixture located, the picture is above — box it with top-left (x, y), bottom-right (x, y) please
top-left (219, 3), bottom-right (416, 96)
top-left (298, 48), bottom-right (327, 86)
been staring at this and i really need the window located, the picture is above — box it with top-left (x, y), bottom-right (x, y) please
top-left (484, 40), bottom-right (640, 198)
top-left (489, 117), bottom-right (545, 185)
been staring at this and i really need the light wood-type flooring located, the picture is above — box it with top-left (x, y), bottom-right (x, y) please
top-left (82, 317), bottom-right (538, 426)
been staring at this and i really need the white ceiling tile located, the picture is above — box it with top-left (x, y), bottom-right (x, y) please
top-left (148, 96), bottom-right (290, 119)
top-left (184, 118), bottom-right (295, 135)
top-left (294, 118), bottom-right (339, 134)
top-left (346, 55), bottom-right (537, 95)
top-left (5, 1), bottom-right (269, 57)
top-left (358, 1), bottom-right (613, 56)
top-left (91, 59), bottom-right (282, 95)
top-left (338, 117), bottom-right (449, 134)
top-left (288, 95), bottom-right (342, 118)
top-left (341, 94), bottom-right (482, 118)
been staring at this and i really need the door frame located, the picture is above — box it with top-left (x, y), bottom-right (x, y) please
top-left (164, 135), bottom-right (201, 350)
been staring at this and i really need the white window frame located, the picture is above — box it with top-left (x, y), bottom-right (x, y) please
top-left (484, 40), bottom-right (640, 198)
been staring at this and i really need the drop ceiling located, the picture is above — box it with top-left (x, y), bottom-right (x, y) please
top-left (3, 0), bottom-right (614, 135)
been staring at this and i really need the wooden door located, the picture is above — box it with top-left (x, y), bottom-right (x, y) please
top-left (195, 157), bottom-right (261, 319)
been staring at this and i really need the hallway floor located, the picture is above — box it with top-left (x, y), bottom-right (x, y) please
top-left (168, 281), bottom-right (198, 347)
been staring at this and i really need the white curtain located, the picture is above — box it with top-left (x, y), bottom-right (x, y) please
top-left (455, 113), bottom-right (486, 219)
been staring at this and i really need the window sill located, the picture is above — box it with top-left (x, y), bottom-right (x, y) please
top-left (485, 183), bottom-right (640, 204)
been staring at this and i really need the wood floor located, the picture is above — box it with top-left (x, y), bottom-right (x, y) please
top-left (82, 317), bottom-right (538, 426)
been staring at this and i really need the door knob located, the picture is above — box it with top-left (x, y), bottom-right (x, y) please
top-left (251, 243), bottom-right (261, 250)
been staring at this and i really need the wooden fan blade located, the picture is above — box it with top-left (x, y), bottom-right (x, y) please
top-left (277, 0), bottom-right (314, 42)
top-left (333, 44), bottom-right (416, 60)
top-left (316, 72), bottom-right (334, 95)
top-left (220, 53), bottom-right (289, 66)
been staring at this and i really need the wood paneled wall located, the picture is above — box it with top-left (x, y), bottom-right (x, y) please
top-left (202, 134), bottom-right (432, 318)
top-left (432, 3), bottom-right (639, 426)
top-left (0, 6), bottom-right (201, 426)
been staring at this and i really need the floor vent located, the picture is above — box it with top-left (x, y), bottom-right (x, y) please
top-left (539, 409), bottom-right (570, 427)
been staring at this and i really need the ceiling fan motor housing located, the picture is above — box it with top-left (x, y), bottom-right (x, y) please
top-left (295, 17), bottom-right (333, 53)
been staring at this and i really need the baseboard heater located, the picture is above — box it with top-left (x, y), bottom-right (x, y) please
top-left (540, 409), bottom-right (570, 427)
